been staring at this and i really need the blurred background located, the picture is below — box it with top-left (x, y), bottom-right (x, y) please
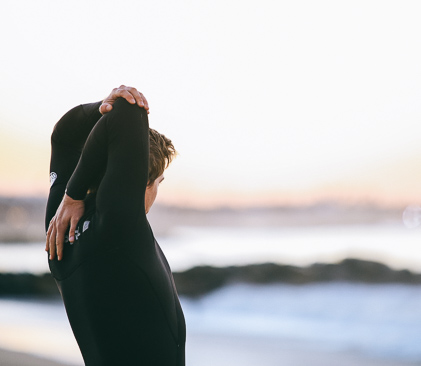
top-left (1, 0), bottom-right (421, 365)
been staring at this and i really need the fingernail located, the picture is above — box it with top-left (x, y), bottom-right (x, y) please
top-left (69, 236), bottom-right (74, 242)
top-left (49, 255), bottom-right (52, 260)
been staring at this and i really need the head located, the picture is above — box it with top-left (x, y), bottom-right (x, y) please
top-left (87, 128), bottom-right (177, 214)
top-left (144, 128), bottom-right (177, 214)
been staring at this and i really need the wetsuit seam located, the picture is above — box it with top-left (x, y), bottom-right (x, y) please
top-left (123, 256), bottom-right (179, 345)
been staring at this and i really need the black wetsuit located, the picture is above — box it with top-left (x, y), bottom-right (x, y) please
top-left (45, 98), bottom-right (186, 366)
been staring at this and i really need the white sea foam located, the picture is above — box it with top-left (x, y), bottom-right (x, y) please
top-left (1, 224), bottom-right (421, 274)
top-left (158, 224), bottom-right (421, 272)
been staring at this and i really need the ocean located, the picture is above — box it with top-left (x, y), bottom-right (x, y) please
top-left (0, 283), bottom-right (420, 365)
top-left (0, 224), bottom-right (420, 365)
top-left (1, 224), bottom-right (421, 273)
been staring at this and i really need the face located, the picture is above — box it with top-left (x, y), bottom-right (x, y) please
top-left (144, 173), bottom-right (165, 214)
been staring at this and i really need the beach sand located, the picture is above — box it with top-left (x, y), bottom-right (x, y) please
top-left (186, 332), bottom-right (421, 366)
top-left (2, 333), bottom-right (420, 366)
top-left (0, 348), bottom-right (78, 366)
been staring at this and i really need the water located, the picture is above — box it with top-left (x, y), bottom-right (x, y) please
top-left (1, 224), bottom-right (421, 364)
top-left (1, 224), bottom-right (421, 273)
top-left (183, 283), bottom-right (421, 361)
top-left (159, 224), bottom-right (421, 272)
top-left (0, 283), bottom-right (420, 364)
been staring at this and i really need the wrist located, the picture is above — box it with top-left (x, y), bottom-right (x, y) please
top-left (64, 190), bottom-right (83, 202)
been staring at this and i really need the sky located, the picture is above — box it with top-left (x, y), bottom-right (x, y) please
top-left (1, 0), bottom-right (421, 207)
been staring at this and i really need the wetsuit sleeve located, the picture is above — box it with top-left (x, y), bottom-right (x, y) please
top-left (66, 98), bottom-right (149, 234)
top-left (45, 102), bottom-right (102, 232)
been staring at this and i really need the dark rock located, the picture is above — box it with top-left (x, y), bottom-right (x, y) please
top-left (1, 259), bottom-right (420, 299)
top-left (0, 273), bottom-right (59, 297)
top-left (173, 259), bottom-right (421, 297)
top-left (173, 266), bottom-right (231, 297)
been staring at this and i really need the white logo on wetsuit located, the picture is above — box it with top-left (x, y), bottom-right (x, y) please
top-left (50, 172), bottom-right (57, 187)
top-left (75, 228), bottom-right (81, 241)
top-left (83, 221), bottom-right (90, 232)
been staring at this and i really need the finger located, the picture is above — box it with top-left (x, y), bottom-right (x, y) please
top-left (47, 222), bottom-right (56, 256)
top-left (119, 89), bottom-right (137, 104)
top-left (46, 221), bottom-right (53, 251)
top-left (56, 222), bottom-right (67, 261)
top-left (125, 87), bottom-right (145, 110)
top-left (99, 103), bottom-right (112, 115)
top-left (56, 233), bottom-right (64, 261)
top-left (103, 87), bottom-right (118, 103)
top-left (49, 226), bottom-right (57, 260)
top-left (135, 92), bottom-right (146, 109)
top-left (69, 219), bottom-right (77, 244)
top-left (139, 93), bottom-right (149, 113)
top-left (45, 233), bottom-right (50, 251)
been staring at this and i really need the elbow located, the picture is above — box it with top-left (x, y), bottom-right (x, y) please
top-left (108, 98), bottom-right (148, 123)
top-left (50, 124), bottom-right (60, 145)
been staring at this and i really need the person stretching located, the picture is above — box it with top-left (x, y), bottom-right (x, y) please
top-left (45, 86), bottom-right (186, 365)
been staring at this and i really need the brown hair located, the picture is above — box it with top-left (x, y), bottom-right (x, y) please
top-left (87, 129), bottom-right (177, 194)
top-left (147, 128), bottom-right (177, 185)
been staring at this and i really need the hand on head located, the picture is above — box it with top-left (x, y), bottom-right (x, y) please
top-left (100, 85), bottom-right (149, 115)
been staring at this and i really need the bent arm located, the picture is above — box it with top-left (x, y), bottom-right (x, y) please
top-left (66, 98), bottom-right (149, 233)
top-left (51, 102), bottom-right (102, 150)
top-left (45, 102), bottom-right (102, 231)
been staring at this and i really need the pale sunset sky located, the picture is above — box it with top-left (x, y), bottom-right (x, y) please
top-left (1, 0), bottom-right (421, 207)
